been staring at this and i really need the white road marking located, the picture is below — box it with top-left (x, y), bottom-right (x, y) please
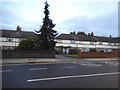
top-left (80, 63), bottom-right (101, 67)
top-left (29, 68), bottom-right (47, 71)
top-left (109, 63), bottom-right (119, 66)
top-left (0, 70), bottom-right (12, 72)
top-left (27, 72), bottom-right (120, 82)
top-left (61, 66), bottom-right (76, 69)
top-left (105, 62), bottom-right (109, 64)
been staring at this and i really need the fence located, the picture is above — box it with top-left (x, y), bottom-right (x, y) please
top-left (78, 51), bottom-right (119, 58)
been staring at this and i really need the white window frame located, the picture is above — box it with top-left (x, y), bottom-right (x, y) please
top-left (6, 38), bottom-right (14, 42)
top-left (98, 42), bottom-right (103, 45)
top-left (70, 40), bottom-right (75, 44)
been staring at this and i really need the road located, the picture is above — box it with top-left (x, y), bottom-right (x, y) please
top-left (2, 61), bottom-right (119, 88)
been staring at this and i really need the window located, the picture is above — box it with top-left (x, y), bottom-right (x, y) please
top-left (6, 46), bottom-right (13, 50)
top-left (98, 42), bottom-right (103, 45)
top-left (107, 49), bottom-right (112, 52)
top-left (90, 42), bottom-right (94, 45)
top-left (6, 38), bottom-right (14, 42)
top-left (118, 43), bottom-right (120, 45)
top-left (70, 40), bottom-right (75, 44)
top-left (3, 46), bottom-right (7, 50)
top-left (108, 43), bottom-right (112, 45)
top-left (114, 43), bottom-right (118, 46)
top-left (57, 40), bottom-right (62, 43)
top-left (18, 38), bottom-right (24, 42)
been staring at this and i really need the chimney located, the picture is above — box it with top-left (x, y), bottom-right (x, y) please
top-left (88, 33), bottom-right (90, 36)
top-left (70, 31), bottom-right (75, 35)
top-left (91, 32), bottom-right (94, 37)
top-left (109, 35), bottom-right (112, 38)
top-left (73, 31), bottom-right (75, 34)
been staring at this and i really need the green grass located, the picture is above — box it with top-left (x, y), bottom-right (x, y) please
top-left (59, 54), bottom-right (78, 58)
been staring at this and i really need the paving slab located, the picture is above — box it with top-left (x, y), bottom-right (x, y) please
top-left (1, 55), bottom-right (119, 65)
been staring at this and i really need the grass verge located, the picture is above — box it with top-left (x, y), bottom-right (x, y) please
top-left (59, 54), bottom-right (78, 58)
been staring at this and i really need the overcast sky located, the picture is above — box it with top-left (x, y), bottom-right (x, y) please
top-left (1, 0), bottom-right (119, 37)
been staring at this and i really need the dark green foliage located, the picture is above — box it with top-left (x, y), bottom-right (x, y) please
top-left (70, 31), bottom-right (75, 34)
top-left (69, 49), bottom-right (78, 54)
top-left (89, 48), bottom-right (96, 52)
top-left (55, 46), bottom-right (63, 54)
top-left (16, 26), bottom-right (21, 31)
top-left (35, 1), bottom-right (58, 50)
top-left (55, 50), bottom-right (63, 54)
top-left (77, 31), bottom-right (87, 35)
top-left (15, 37), bottom-right (40, 50)
top-left (70, 31), bottom-right (87, 36)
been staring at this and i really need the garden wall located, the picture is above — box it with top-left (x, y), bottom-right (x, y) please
top-left (78, 51), bottom-right (119, 58)
top-left (2, 50), bottom-right (55, 59)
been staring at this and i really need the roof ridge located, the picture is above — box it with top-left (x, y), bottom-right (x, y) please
top-left (1, 29), bottom-right (34, 33)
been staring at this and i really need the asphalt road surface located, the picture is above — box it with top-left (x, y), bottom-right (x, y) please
top-left (2, 61), bottom-right (119, 88)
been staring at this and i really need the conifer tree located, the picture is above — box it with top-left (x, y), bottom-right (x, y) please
top-left (36, 1), bottom-right (58, 50)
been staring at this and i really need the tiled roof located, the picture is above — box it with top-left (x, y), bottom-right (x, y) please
top-left (93, 36), bottom-right (117, 43)
top-left (1, 29), bottom-right (119, 43)
top-left (76, 35), bottom-right (95, 42)
top-left (56, 34), bottom-right (75, 40)
top-left (56, 34), bottom-right (119, 43)
top-left (1, 29), bottom-right (37, 38)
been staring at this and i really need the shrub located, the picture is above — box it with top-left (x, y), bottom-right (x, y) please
top-left (15, 37), bottom-right (40, 50)
top-left (89, 49), bottom-right (96, 52)
top-left (69, 49), bottom-right (78, 54)
top-left (55, 50), bottom-right (63, 54)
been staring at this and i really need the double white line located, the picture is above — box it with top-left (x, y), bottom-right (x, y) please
top-left (27, 72), bottom-right (119, 82)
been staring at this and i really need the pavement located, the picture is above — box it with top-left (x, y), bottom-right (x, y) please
top-left (1, 55), bottom-right (119, 65)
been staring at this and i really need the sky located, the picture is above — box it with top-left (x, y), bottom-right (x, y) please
top-left (0, 0), bottom-right (119, 37)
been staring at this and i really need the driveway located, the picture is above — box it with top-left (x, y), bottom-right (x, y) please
top-left (55, 55), bottom-right (74, 59)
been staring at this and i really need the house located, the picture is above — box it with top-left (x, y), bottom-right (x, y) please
top-left (0, 28), bottom-right (36, 50)
top-left (1, 28), bottom-right (119, 53)
top-left (55, 33), bottom-right (119, 54)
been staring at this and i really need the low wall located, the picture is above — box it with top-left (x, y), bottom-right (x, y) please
top-left (78, 51), bottom-right (119, 58)
top-left (2, 50), bottom-right (55, 59)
